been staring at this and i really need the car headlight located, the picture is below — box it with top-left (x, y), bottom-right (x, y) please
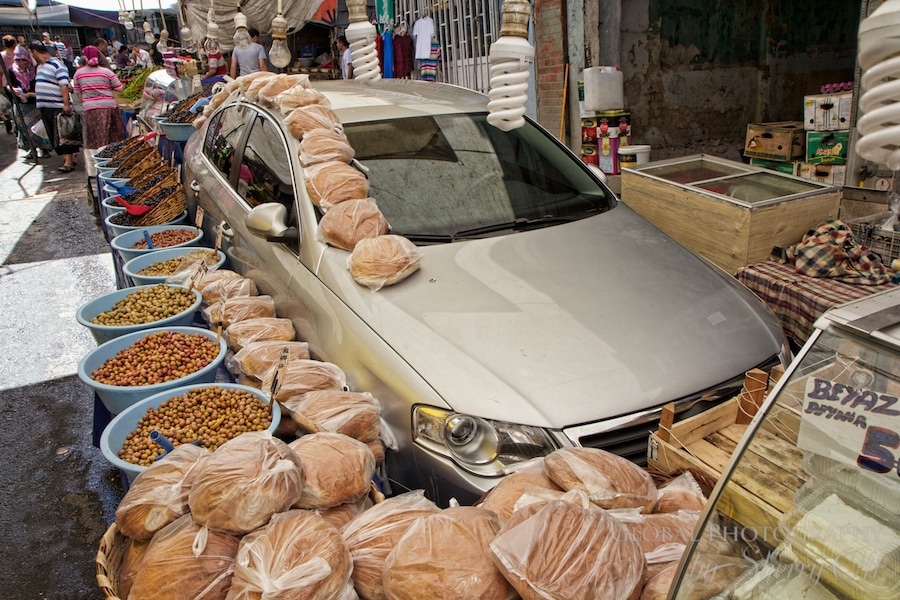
top-left (413, 406), bottom-right (557, 476)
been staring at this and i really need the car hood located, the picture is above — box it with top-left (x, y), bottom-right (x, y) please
top-left (319, 204), bottom-right (782, 429)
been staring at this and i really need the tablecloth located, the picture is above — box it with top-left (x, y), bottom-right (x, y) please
top-left (736, 261), bottom-right (897, 347)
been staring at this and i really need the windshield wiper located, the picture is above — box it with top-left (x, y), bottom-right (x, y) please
top-left (454, 215), bottom-right (581, 239)
top-left (388, 232), bottom-right (455, 244)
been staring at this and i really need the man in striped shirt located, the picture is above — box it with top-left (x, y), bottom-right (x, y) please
top-left (29, 41), bottom-right (79, 172)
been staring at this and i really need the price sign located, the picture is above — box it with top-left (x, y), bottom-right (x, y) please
top-left (187, 260), bottom-right (208, 292)
top-left (215, 223), bottom-right (223, 252)
top-left (194, 205), bottom-right (205, 228)
top-left (797, 377), bottom-right (900, 481)
top-left (213, 298), bottom-right (224, 345)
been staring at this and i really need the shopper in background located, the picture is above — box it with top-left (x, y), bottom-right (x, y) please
top-left (147, 44), bottom-right (164, 66)
top-left (1, 35), bottom-right (16, 134)
top-left (92, 38), bottom-right (112, 69)
top-left (230, 27), bottom-right (267, 78)
top-left (40, 32), bottom-right (58, 57)
top-left (133, 44), bottom-right (152, 69)
top-left (115, 46), bottom-right (131, 69)
top-left (72, 45), bottom-right (124, 150)
top-left (10, 44), bottom-right (44, 158)
top-left (29, 40), bottom-right (78, 172)
top-left (337, 35), bottom-right (353, 80)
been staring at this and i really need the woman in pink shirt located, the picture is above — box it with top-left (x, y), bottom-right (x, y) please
top-left (72, 45), bottom-right (125, 149)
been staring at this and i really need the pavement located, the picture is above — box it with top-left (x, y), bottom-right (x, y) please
top-left (0, 129), bottom-right (125, 598)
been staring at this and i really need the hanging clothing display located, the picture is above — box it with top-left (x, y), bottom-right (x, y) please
top-left (393, 28), bottom-right (414, 79)
top-left (381, 30), bottom-right (394, 78)
top-left (412, 15), bottom-right (435, 60)
top-left (420, 38), bottom-right (440, 82)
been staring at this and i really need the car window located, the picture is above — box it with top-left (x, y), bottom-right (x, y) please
top-left (238, 114), bottom-right (295, 213)
top-left (202, 105), bottom-right (248, 179)
top-left (343, 113), bottom-right (614, 240)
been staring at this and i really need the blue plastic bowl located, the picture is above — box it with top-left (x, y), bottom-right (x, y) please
top-left (75, 284), bottom-right (202, 344)
top-left (124, 248), bottom-right (226, 286)
top-left (77, 325), bottom-right (227, 415)
top-left (100, 195), bottom-right (127, 221)
top-left (108, 224), bottom-right (203, 262)
top-left (104, 211), bottom-right (190, 239)
top-left (158, 120), bottom-right (197, 143)
top-left (100, 382), bottom-right (281, 483)
top-left (98, 172), bottom-right (130, 189)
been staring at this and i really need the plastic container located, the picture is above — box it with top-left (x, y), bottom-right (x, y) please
top-left (98, 172), bottom-right (130, 190)
top-left (100, 382), bottom-right (281, 483)
top-left (104, 210), bottom-right (189, 239)
top-left (75, 284), bottom-right (202, 344)
top-left (77, 325), bottom-right (228, 415)
top-left (124, 248), bottom-right (226, 286)
top-left (109, 224), bottom-right (203, 262)
top-left (583, 66), bottom-right (624, 112)
top-left (618, 144), bottom-right (651, 168)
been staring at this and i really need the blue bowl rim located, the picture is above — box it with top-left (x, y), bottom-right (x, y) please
top-left (77, 325), bottom-right (227, 394)
top-left (104, 210), bottom-right (190, 235)
top-left (123, 248), bottom-right (226, 281)
top-left (75, 284), bottom-right (202, 333)
top-left (108, 224), bottom-right (203, 253)
top-left (100, 382), bottom-right (281, 476)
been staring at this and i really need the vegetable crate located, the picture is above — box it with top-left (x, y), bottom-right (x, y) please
top-left (647, 366), bottom-right (808, 545)
top-left (848, 211), bottom-right (900, 265)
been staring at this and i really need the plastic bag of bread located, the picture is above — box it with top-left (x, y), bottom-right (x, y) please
top-left (318, 198), bottom-right (390, 251)
top-left (304, 160), bottom-right (369, 211)
top-left (285, 104), bottom-right (343, 139)
top-left (318, 494), bottom-right (373, 531)
top-left (348, 235), bottom-right (423, 291)
top-left (224, 317), bottom-right (296, 352)
top-left (654, 471), bottom-right (707, 513)
top-left (489, 498), bottom-right (646, 600)
top-left (610, 509), bottom-right (698, 556)
top-left (236, 70), bottom-right (274, 91)
top-left (115, 444), bottom-right (211, 540)
top-left (274, 86), bottom-right (332, 116)
top-left (639, 563), bottom-right (677, 600)
top-left (478, 461), bottom-right (564, 521)
top-left (195, 268), bottom-right (244, 290)
top-left (224, 509), bottom-right (352, 600)
top-left (202, 295), bottom-right (277, 328)
top-left (543, 447), bottom-right (657, 511)
top-left (300, 128), bottom-right (354, 167)
top-left (262, 358), bottom-right (347, 402)
top-left (227, 339), bottom-right (311, 380)
top-left (117, 536), bottom-right (150, 599)
top-left (199, 275), bottom-right (259, 306)
top-left (188, 431), bottom-right (306, 535)
top-left (341, 490), bottom-right (441, 600)
top-left (382, 506), bottom-right (514, 600)
top-left (243, 73), bottom-right (279, 102)
top-left (281, 390), bottom-right (382, 442)
top-left (127, 513), bottom-right (241, 600)
top-left (258, 74), bottom-right (311, 107)
top-left (288, 432), bottom-right (376, 509)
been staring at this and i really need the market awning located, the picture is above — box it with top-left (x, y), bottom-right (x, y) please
top-left (0, 4), bottom-right (72, 26)
top-left (67, 6), bottom-right (123, 29)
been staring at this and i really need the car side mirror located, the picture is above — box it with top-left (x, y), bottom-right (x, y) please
top-left (587, 164), bottom-right (608, 183)
top-left (246, 203), bottom-right (293, 239)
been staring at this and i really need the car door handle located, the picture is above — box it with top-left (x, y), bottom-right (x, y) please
top-left (190, 180), bottom-right (201, 193)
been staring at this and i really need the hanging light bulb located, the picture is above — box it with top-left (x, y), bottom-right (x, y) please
top-left (156, 0), bottom-right (168, 54)
top-left (143, 22), bottom-right (155, 45)
top-left (233, 4), bottom-right (252, 50)
top-left (345, 0), bottom-right (381, 82)
top-left (177, 0), bottom-right (195, 53)
top-left (268, 0), bottom-right (291, 69)
top-left (487, 0), bottom-right (534, 131)
top-left (205, 5), bottom-right (220, 54)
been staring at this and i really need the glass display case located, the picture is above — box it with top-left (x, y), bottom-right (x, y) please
top-left (136, 70), bottom-right (193, 131)
top-left (670, 287), bottom-right (900, 599)
top-left (620, 155), bottom-right (842, 274)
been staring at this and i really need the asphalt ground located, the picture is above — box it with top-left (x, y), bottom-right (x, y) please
top-left (0, 129), bottom-right (125, 598)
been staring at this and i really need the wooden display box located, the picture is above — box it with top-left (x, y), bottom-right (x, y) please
top-left (621, 155), bottom-right (842, 275)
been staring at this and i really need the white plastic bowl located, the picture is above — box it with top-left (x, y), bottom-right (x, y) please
top-left (77, 325), bottom-right (227, 415)
top-left (75, 284), bottom-right (202, 344)
top-left (109, 224), bottom-right (203, 262)
top-left (104, 210), bottom-right (190, 239)
top-left (100, 382), bottom-right (281, 483)
top-left (124, 248), bottom-right (226, 286)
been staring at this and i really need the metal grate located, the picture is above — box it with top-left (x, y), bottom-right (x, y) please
top-left (848, 211), bottom-right (900, 265)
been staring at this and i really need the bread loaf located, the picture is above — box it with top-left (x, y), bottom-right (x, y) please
top-left (341, 490), bottom-right (441, 600)
top-left (117, 536), bottom-right (150, 599)
top-left (236, 70), bottom-right (274, 91)
top-left (281, 390), bottom-right (382, 442)
top-left (285, 104), bottom-right (342, 139)
top-left (479, 462), bottom-right (564, 520)
top-left (127, 513), bottom-right (241, 600)
top-left (654, 471), bottom-right (706, 513)
top-left (199, 276), bottom-right (259, 306)
top-left (288, 432), bottom-right (376, 509)
top-left (348, 235), bottom-right (422, 291)
top-left (543, 447), bottom-right (657, 511)
top-left (274, 86), bottom-right (332, 115)
top-left (223, 317), bottom-right (296, 352)
top-left (262, 358), bottom-right (347, 402)
top-left (489, 499), bottom-right (646, 600)
top-left (304, 161), bottom-right (369, 210)
top-left (115, 444), bottom-right (211, 540)
top-left (639, 563), bottom-right (677, 600)
top-left (300, 128), bottom-right (355, 167)
top-left (225, 509), bottom-right (352, 600)
top-left (243, 73), bottom-right (278, 102)
top-left (611, 509), bottom-right (698, 555)
top-left (258, 74), bottom-right (311, 107)
top-left (318, 494), bottom-right (373, 530)
top-left (229, 340), bottom-right (311, 380)
top-left (383, 506), bottom-right (514, 600)
top-left (318, 198), bottom-right (390, 251)
top-left (188, 431), bottom-right (305, 535)
top-left (202, 295), bottom-right (277, 328)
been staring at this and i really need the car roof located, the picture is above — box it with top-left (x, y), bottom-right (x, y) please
top-left (310, 79), bottom-right (490, 124)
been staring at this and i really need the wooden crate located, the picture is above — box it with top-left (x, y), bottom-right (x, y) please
top-left (647, 366), bottom-right (808, 545)
top-left (621, 156), bottom-right (842, 275)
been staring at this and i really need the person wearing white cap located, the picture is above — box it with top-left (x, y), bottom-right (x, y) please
top-left (40, 32), bottom-right (59, 58)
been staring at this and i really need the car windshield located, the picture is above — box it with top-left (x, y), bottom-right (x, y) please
top-left (342, 113), bottom-right (615, 242)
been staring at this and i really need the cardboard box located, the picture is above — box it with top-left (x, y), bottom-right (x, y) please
top-left (806, 130), bottom-right (850, 164)
top-left (744, 122), bottom-right (805, 161)
top-left (803, 92), bottom-right (853, 131)
top-left (797, 162), bottom-right (846, 186)
top-left (749, 158), bottom-right (800, 176)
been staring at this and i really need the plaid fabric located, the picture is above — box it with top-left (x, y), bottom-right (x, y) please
top-left (779, 219), bottom-right (891, 285)
top-left (736, 261), bottom-right (897, 346)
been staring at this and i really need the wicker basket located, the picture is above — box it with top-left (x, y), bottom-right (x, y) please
top-left (848, 211), bottom-right (900, 264)
top-left (96, 523), bottom-right (126, 600)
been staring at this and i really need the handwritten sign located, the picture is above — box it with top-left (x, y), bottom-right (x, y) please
top-left (187, 261), bottom-right (209, 293)
top-left (269, 346), bottom-right (290, 400)
top-left (797, 377), bottom-right (900, 481)
top-left (215, 223), bottom-right (223, 252)
top-left (194, 205), bottom-right (205, 229)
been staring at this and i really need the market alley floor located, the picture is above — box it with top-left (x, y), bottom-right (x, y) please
top-left (0, 131), bottom-right (124, 598)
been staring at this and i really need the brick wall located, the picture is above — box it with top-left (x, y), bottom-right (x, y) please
top-left (534, 0), bottom-right (568, 136)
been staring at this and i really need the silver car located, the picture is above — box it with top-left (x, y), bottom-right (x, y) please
top-left (183, 79), bottom-right (789, 505)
